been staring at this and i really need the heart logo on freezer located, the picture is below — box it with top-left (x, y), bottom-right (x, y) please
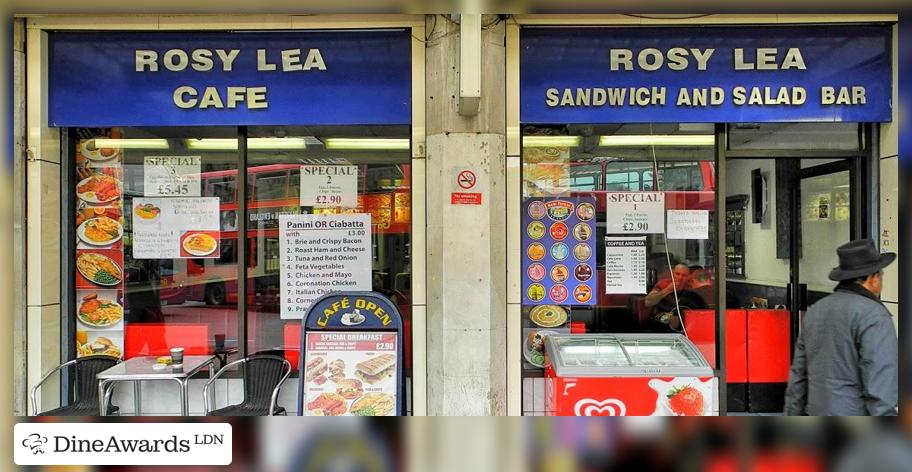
top-left (574, 398), bottom-right (627, 416)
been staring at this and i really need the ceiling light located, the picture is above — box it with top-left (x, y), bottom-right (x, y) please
top-left (185, 138), bottom-right (308, 150)
top-left (598, 135), bottom-right (715, 147)
top-left (92, 138), bottom-right (170, 150)
top-left (323, 138), bottom-right (410, 150)
top-left (522, 136), bottom-right (581, 148)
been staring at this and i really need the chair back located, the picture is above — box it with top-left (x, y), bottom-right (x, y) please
top-left (243, 355), bottom-right (288, 408)
top-left (74, 356), bottom-right (119, 406)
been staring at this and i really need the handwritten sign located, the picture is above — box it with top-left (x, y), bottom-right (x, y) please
top-left (132, 197), bottom-right (220, 259)
top-left (667, 210), bottom-right (710, 239)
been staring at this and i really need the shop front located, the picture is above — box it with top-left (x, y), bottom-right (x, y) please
top-left (507, 20), bottom-right (896, 415)
top-left (24, 17), bottom-right (427, 416)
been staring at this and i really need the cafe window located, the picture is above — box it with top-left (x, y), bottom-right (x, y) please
top-left (70, 126), bottom-right (413, 389)
top-left (520, 123), bottom-right (717, 415)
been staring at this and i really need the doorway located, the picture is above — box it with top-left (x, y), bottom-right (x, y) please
top-left (724, 152), bottom-right (867, 413)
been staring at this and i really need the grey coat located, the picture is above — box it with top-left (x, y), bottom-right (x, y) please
top-left (784, 286), bottom-right (898, 416)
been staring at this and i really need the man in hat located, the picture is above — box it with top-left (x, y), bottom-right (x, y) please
top-left (784, 239), bottom-right (898, 416)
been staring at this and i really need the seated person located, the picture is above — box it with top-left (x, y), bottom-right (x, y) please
top-left (642, 263), bottom-right (707, 332)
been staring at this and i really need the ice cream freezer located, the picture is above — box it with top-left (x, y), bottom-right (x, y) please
top-left (544, 333), bottom-right (718, 416)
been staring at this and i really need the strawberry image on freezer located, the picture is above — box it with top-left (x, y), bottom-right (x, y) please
top-left (666, 384), bottom-right (705, 416)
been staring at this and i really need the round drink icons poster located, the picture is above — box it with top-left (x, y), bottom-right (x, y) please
top-left (550, 264), bottom-right (569, 283)
top-left (545, 200), bottom-right (574, 221)
top-left (573, 223), bottom-right (591, 241)
top-left (574, 285), bottom-right (592, 303)
top-left (573, 243), bottom-right (592, 262)
top-left (528, 263), bottom-right (546, 282)
top-left (528, 201), bottom-right (546, 220)
top-left (574, 263), bottom-right (592, 282)
top-left (549, 222), bottom-right (569, 241)
top-left (522, 196), bottom-right (597, 306)
top-left (576, 202), bottom-right (595, 221)
top-left (550, 242), bottom-right (569, 261)
top-left (527, 283), bottom-right (546, 302)
top-left (527, 221), bottom-right (546, 240)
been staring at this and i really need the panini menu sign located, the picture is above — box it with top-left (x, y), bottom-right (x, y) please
top-left (298, 292), bottom-right (404, 416)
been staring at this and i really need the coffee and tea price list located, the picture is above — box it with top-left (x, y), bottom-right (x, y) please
top-left (279, 214), bottom-right (372, 319)
top-left (604, 237), bottom-right (648, 294)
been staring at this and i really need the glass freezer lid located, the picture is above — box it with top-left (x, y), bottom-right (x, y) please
top-left (545, 333), bottom-right (713, 377)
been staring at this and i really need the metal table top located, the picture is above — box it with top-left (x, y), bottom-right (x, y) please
top-left (96, 355), bottom-right (216, 381)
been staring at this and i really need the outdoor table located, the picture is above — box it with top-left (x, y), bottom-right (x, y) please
top-left (96, 355), bottom-right (217, 416)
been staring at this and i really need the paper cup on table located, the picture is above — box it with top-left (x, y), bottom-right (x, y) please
top-left (170, 347), bottom-right (185, 368)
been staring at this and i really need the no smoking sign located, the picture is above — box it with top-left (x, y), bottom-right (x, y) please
top-left (457, 170), bottom-right (477, 190)
top-left (451, 168), bottom-right (482, 205)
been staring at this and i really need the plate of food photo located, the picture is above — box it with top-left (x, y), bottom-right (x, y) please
top-left (133, 202), bottom-right (161, 223)
top-left (182, 233), bottom-right (218, 257)
top-left (529, 305), bottom-right (568, 328)
top-left (76, 174), bottom-right (121, 204)
top-left (76, 252), bottom-right (123, 287)
top-left (77, 216), bottom-right (123, 246)
top-left (79, 140), bottom-right (121, 163)
top-left (77, 294), bottom-right (123, 328)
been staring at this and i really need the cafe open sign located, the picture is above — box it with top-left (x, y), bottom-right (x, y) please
top-left (298, 292), bottom-right (404, 416)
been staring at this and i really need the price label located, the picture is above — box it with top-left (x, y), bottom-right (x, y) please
top-left (300, 165), bottom-right (358, 208)
top-left (143, 156), bottom-right (201, 197)
top-left (605, 192), bottom-right (665, 234)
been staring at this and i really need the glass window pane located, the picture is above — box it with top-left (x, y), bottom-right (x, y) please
top-left (74, 127), bottom-right (239, 360)
top-left (244, 126), bottom-right (412, 382)
top-left (520, 123), bottom-right (717, 414)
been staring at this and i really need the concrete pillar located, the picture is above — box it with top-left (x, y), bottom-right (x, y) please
top-left (424, 15), bottom-right (507, 415)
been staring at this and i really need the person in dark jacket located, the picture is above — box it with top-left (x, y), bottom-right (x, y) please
top-left (784, 239), bottom-right (898, 416)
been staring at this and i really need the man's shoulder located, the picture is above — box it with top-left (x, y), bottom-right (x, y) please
top-left (813, 290), bottom-right (891, 319)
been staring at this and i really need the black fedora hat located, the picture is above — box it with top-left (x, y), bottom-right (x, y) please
top-left (828, 239), bottom-right (896, 281)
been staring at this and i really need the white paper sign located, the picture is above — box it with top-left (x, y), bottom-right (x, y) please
top-left (143, 156), bottom-right (202, 197)
top-left (300, 165), bottom-right (358, 208)
top-left (604, 192), bottom-right (665, 234)
top-left (605, 236), bottom-right (647, 294)
top-left (280, 214), bottom-right (372, 319)
top-left (132, 197), bottom-right (220, 259)
top-left (667, 209), bottom-right (710, 240)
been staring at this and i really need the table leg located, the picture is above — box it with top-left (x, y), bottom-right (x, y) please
top-left (208, 360), bottom-right (216, 415)
top-left (98, 380), bottom-right (108, 416)
top-left (178, 379), bottom-right (189, 416)
top-left (134, 381), bottom-right (142, 416)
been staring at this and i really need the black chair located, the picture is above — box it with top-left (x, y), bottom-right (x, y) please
top-left (31, 355), bottom-right (120, 416)
top-left (203, 354), bottom-right (291, 416)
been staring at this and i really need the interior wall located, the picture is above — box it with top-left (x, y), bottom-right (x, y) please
top-left (725, 159), bottom-right (790, 288)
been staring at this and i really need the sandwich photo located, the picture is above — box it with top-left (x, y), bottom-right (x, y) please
top-left (350, 393), bottom-right (395, 416)
top-left (335, 379), bottom-right (364, 400)
top-left (305, 356), bottom-right (328, 382)
top-left (354, 354), bottom-right (396, 385)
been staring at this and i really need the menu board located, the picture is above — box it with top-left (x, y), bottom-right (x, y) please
top-left (132, 197), bottom-right (221, 259)
top-left (522, 197), bottom-right (597, 305)
top-left (279, 214), bottom-right (372, 319)
top-left (604, 192), bottom-right (665, 234)
top-left (300, 165), bottom-right (358, 208)
top-left (302, 331), bottom-right (397, 416)
top-left (143, 156), bottom-right (202, 197)
top-left (604, 237), bottom-right (648, 294)
top-left (74, 138), bottom-right (126, 359)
